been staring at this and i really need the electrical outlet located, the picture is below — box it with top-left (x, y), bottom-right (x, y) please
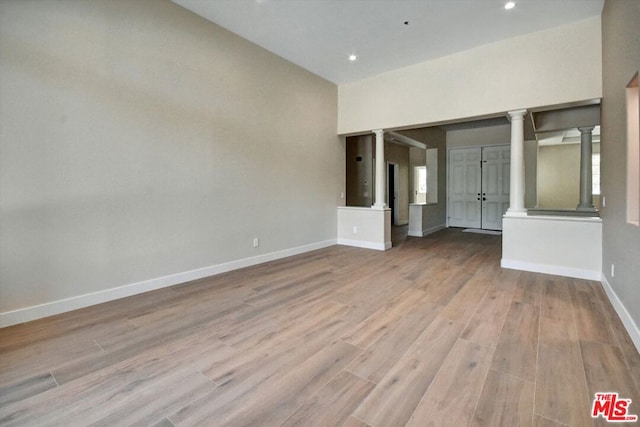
top-left (602, 196), bottom-right (606, 207)
top-left (253, 237), bottom-right (259, 248)
top-left (353, 226), bottom-right (358, 234)
top-left (611, 264), bottom-right (615, 277)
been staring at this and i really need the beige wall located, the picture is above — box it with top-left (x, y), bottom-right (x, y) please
top-left (601, 0), bottom-right (640, 326)
top-left (338, 17), bottom-right (602, 135)
top-left (537, 143), bottom-right (602, 210)
top-left (524, 140), bottom-right (539, 209)
top-left (537, 144), bottom-right (581, 209)
top-left (0, 0), bottom-right (343, 316)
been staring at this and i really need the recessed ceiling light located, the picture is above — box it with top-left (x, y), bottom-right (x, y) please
top-left (504, 1), bottom-right (516, 10)
top-left (349, 54), bottom-right (357, 61)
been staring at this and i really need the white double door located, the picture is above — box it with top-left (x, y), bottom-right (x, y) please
top-left (448, 145), bottom-right (510, 231)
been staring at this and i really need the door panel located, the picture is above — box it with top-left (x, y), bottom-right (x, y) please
top-left (481, 145), bottom-right (510, 230)
top-left (448, 148), bottom-right (481, 228)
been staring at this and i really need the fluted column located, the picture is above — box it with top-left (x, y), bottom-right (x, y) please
top-left (373, 129), bottom-right (387, 209)
top-left (506, 109), bottom-right (527, 215)
top-left (577, 126), bottom-right (597, 212)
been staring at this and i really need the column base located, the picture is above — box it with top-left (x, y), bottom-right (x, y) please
top-left (372, 204), bottom-right (388, 210)
top-left (505, 208), bottom-right (528, 217)
top-left (576, 205), bottom-right (597, 212)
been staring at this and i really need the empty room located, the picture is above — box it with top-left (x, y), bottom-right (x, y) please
top-left (1, 0), bottom-right (639, 426)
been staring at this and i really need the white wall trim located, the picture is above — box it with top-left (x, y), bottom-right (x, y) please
top-left (0, 239), bottom-right (337, 328)
top-left (408, 224), bottom-right (446, 237)
top-left (337, 238), bottom-right (391, 251)
top-left (600, 275), bottom-right (640, 353)
top-left (501, 258), bottom-right (601, 281)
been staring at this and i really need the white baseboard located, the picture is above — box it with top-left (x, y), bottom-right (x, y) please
top-left (408, 224), bottom-right (446, 237)
top-left (600, 275), bottom-right (640, 353)
top-left (337, 238), bottom-right (390, 251)
top-left (500, 258), bottom-right (601, 281)
top-left (0, 239), bottom-right (337, 328)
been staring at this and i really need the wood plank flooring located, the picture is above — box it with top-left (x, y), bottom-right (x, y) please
top-left (1, 228), bottom-right (639, 426)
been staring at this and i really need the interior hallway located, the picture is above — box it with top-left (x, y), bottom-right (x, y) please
top-left (1, 229), bottom-right (639, 426)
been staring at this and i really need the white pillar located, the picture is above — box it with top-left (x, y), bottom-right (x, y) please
top-left (506, 109), bottom-right (527, 215)
top-left (373, 129), bottom-right (387, 209)
top-left (577, 126), bottom-right (597, 212)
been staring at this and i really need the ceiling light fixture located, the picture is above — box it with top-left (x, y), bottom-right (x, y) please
top-left (504, 1), bottom-right (516, 10)
top-left (349, 54), bottom-right (357, 61)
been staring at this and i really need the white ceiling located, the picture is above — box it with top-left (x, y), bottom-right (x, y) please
top-left (172, 0), bottom-right (604, 84)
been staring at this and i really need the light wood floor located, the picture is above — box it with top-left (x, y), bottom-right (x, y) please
top-left (1, 228), bottom-right (639, 426)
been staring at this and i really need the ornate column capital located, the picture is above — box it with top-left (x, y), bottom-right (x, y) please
top-left (578, 126), bottom-right (595, 134)
top-left (508, 109), bottom-right (527, 119)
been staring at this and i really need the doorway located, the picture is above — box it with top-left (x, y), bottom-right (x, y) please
top-left (387, 162), bottom-right (399, 225)
top-left (448, 145), bottom-right (510, 230)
